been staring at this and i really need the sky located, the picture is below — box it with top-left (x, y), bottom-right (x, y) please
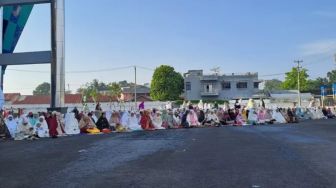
top-left (3, 0), bottom-right (336, 94)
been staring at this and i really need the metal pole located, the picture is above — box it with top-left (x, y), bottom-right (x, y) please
top-left (51, 0), bottom-right (65, 108)
top-left (134, 66), bottom-right (137, 109)
top-left (295, 60), bottom-right (303, 107)
top-left (0, 7), bottom-right (3, 90)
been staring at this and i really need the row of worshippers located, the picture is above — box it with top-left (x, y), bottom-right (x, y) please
top-left (0, 99), bottom-right (335, 140)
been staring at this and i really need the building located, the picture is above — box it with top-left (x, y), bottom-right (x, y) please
top-left (3, 92), bottom-right (157, 113)
top-left (184, 70), bottom-right (261, 100)
top-left (120, 86), bottom-right (151, 101)
top-left (100, 85), bottom-right (151, 102)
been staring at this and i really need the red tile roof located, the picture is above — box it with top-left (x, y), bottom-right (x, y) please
top-left (9, 94), bottom-right (120, 105)
top-left (4, 93), bottom-right (21, 102)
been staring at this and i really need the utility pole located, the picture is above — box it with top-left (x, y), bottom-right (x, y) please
top-left (295, 60), bottom-right (303, 107)
top-left (134, 66), bottom-right (137, 109)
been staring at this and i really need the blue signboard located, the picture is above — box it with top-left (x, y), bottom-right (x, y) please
top-left (333, 83), bottom-right (336, 96)
top-left (2, 5), bottom-right (34, 53)
top-left (321, 85), bottom-right (326, 97)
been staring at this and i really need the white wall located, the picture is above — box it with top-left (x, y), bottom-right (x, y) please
top-left (4, 101), bottom-right (168, 114)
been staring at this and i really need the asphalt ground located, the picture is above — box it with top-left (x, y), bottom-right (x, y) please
top-left (1, 119), bottom-right (336, 188)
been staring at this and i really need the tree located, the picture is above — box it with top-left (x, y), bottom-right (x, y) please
top-left (150, 65), bottom-right (184, 101)
top-left (264, 79), bottom-right (282, 91)
top-left (327, 70), bottom-right (336, 84)
top-left (107, 82), bottom-right (122, 101)
top-left (33, 82), bottom-right (50, 95)
top-left (306, 77), bottom-right (328, 93)
top-left (77, 79), bottom-right (106, 104)
top-left (281, 67), bottom-right (309, 91)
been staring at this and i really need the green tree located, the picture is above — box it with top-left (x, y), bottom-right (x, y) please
top-left (33, 82), bottom-right (50, 95)
top-left (108, 82), bottom-right (122, 101)
top-left (327, 70), bottom-right (336, 84)
top-left (77, 79), bottom-right (106, 104)
top-left (306, 77), bottom-right (328, 93)
top-left (264, 79), bottom-right (283, 91)
top-left (150, 65), bottom-right (184, 101)
top-left (281, 67), bottom-right (309, 91)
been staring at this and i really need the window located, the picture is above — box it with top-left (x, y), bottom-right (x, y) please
top-left (254, 82), bottom-right (259, 89)
top-left (222, 82), bottom-right (231, 90)
top-left (236, 82), bottom-right (247, 89)
top-left (186, 82), bottom-right (191, 91)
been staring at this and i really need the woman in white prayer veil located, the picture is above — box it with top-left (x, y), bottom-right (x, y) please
top-left (308, 108), bottom-right (319, 120)
top-left (64, 113), bottom-right (80, 135)
top-left (198, 100), bottom-right (204, 110)
top-left (272, 109), bottom-right (286, 124)
top-left (35, 116), bottom-right (50, 138)
top-left (120, 111), bottom-right (130, 127)
top-left (6, 115), bottom-right (17, 138)
top-left (152, 111), bottom-right (165, 129)
top-left (127, 112), bottom-right (142, 131)
top-left (316, 107), bottom-right (327, 119)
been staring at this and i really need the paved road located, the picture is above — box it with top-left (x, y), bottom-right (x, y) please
top-left (1, 119), bottom-right (336, 188)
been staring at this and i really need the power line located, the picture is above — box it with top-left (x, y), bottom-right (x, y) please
top-left (6, 65), bottom-right (135, 74)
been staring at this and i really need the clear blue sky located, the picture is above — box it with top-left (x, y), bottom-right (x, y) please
top-left (4, 0), bottom-right (336, 94)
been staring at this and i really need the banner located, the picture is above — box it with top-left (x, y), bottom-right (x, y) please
top-left (333, 83), bottom-right (336, 98)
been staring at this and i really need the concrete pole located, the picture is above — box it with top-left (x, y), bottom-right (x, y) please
top-left (0, 7), bottom-right (3, 90)
top-left (50, 0), bottom-right (65, 108)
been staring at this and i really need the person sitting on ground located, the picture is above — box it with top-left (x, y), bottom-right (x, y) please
top-left (198, 110), bottom-right (206, 126)
top-left (127, 112), bottom-right (142, 131)
top-left (27, 112), bottom-right (38, 128)
top-left (161, 110), bottom-right (170, 128)
top-left (55, 112), bottom-right (66, 136)
top-left (140, 110), bottom-right (154, 130)
top-left (166, 110), bottom-right (176, 128)
top-left (88, 112), bottom-right (96, 124)
top-left (96, 112), bottom-right (111, 131)
top-left (173, 111), bottom-right (181, 127)
top-left (45, 112), bottom-right (58, 138)
top-left (0, 115), bottom-right (11, 139)
top-left (16, 117), bottom-right (38, 140)
top-left (326, 108), bottom-right (336, 119)
top-left (109, 111), bottom-right (121, 130)
top-left (6, 115), bottom-right (17, 138)
top-left (234, 109), bottom-right (246, 126)
top-left (187, 110), bottom-right (200, 127)
top-left (152, 111), bottom-right (165, 129)
top-left (181, 110), bottom-right (190, 128)
top-left (204, 110), bottom-right (220, 126)
top-left (64, 113), bottom-right (80, 135)
top-left (34, 116), bottom-right (49, 138)
top-left (248, 109), bottom-right (258, 125)
top-left (79, 115), bottom-right (98, 134)
top-left (272, 108), bottom-right (287, 124)
top-left (287, 108), bottom-right (298, 123)
top-left (257, 109), bottom-right (267, 124)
